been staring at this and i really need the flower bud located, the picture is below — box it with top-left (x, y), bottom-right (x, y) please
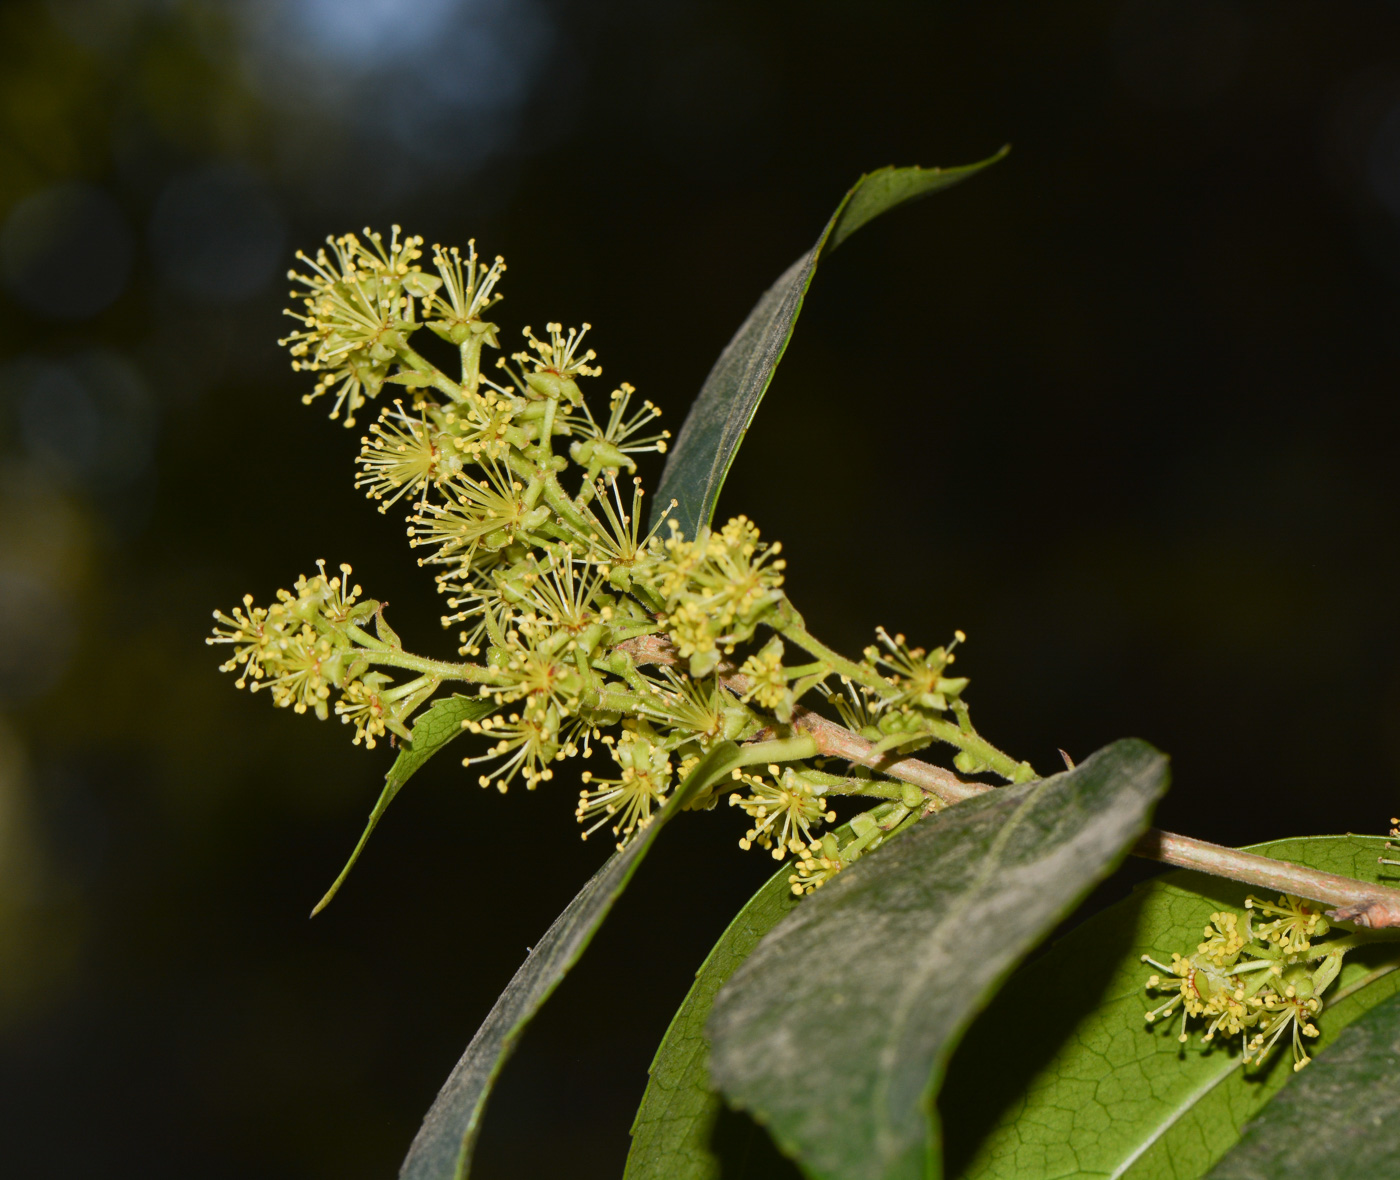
top-left (525, 371), bottom-right (584, 404)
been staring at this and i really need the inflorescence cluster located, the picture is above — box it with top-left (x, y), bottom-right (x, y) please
top-left (205, 227), bottom-right (1374, 1073)
top-left (210, 226), bottom-right (1030, 887)
top-left (1141, 893), bottom-right (1379, 1072)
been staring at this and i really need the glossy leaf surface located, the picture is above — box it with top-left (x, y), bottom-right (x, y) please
top-left (942, 835), bottom-right (1400, 1180)
top-left (312, 693), bottom-right (499, 915)
top-left (650, 150), bottom-right (1007, 539)
top-left (708, 738), bottom-right (1169, 1180)
top-left (1203, 988), bottom-right (1400, 1180)
top-left (399, 741), bottom-right (749, 1180)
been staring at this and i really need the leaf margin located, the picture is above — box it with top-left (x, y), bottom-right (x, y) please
top-left (650, 148), bottom-right (1009, 539)
top-left (311, 693), bottom-right (499, 915)
top-left (623, 817), bottom-right (848, 1180)
top-left (706, 737), bottom-right (1169, 1180)
top-left (398, 738), bottom-right (758, 1180)
top-left (940, 834), bottom-right (1400, 1180)
top-left (1202, 985), bottom-right (1400, 1179)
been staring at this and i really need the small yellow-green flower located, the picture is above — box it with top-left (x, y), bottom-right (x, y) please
top-left (739, 638), bottom-right (791, 718)
top-left (575, 726), bottom-right (673, 848)
top-left (729, 765), bottom-right (835, 860)
top-left (463, 703), bottom-right (565, 792)
top-left (1142, 895), bottom-right (1351, 1071)
top-left (1246, 894), bottom-right (1329, 954)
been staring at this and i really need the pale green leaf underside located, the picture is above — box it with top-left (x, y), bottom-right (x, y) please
top-left (312, 693), bottom-right (499, 915)
top-left (1204, 989), bottom-right (1400, 1180)
top-left (942, 835), bottom-right (1400, 1180)
top-left (650, 149), bottom-right (1008, 539)
top-left (398, 740), bottom-right (753, 1180)
top-left (708, 739), bottom-right (1169, 1180)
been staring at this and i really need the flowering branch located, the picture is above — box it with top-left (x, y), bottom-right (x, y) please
top-left (202, 214), bottom-right (1398, 1113)
top-left (796, 702), bottom-right (1400, 928)
top-left (198, 220), bottom-right (1400, 1103)
top-left (614, 632), bottom-right (1400, 928)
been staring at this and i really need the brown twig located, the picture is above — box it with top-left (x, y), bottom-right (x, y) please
top-left (614, 633), bottom-right (1400, 927)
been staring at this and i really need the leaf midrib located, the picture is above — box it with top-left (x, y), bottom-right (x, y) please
top-left (1103, 957), bottom-right (1400, 1180)
top-left (1107, 1059), bottom-right (1243, 1180)
top-left (874, 779), bottom-right (1052, 1163)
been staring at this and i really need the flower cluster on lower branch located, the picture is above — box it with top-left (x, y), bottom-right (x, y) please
top-left (1141, 893), bottom-right (1389, 1072)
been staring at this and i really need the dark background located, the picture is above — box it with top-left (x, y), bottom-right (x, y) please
top-left (2, 0), bottom-right (1400, 1176)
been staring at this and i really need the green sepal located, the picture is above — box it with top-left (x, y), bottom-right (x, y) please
top-left (375, 606), bottom-right (403, 649)
top-left (525, 371), bottom-right (583, 404)
top-left (401, 272), bottom-right (443, 299)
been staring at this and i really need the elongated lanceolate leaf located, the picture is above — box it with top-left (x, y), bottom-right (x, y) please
top-left (941, 835), bottom-right (1400, 1180)
top-left (311, 693), bottom-right (499, 916)
top-left (399, 740), bottom-right (750, 1180)
top-left (650, 150), bottom-right (1008, 539)
top-left (707, 738), bottom-right (1169, 1180)
top-left (624, 821), bottom-right (855, 1180)
top-left (1203, 989), bottom-right (1400, 1180)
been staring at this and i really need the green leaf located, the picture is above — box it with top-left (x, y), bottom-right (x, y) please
top-left (399, 740), bottom-right (754, 1180)
top-left (707, 738), bottom-right (1169, 1180)
top-left (650, 150), bottom-right (1008, 539)
top-left (1203, 988), bottom-right (1400, 1180)
top-left (310, 693), bottom-right (498, 916)
top-left (624, 822), bottom-right (853, 1180)
top-left (941, 835), bottom-right (1400, 1180)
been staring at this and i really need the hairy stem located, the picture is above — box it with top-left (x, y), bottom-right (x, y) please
top-left (731, 734), bottom-right (819, 768)
top-left (590, 688), bottom-right (664, 716)
top-left (819, 777), bottom-right (905, 800)
top-left (363, 649), bottom-right (506, 684)
top-left (917, 716), bottom-right (1034, 783)
top-left (777, 614), bottom-right (893, 698)
top-left (1304, 930), bottom-right (1400, 958)
top-left (396, 344), bottom-right (467, 402)
top-left (459, 334), bottom-right (485, 396)
top-left (543, 474), bottom-right (594, 534)
top-left (1131, 830), bottom-right (1400, 929)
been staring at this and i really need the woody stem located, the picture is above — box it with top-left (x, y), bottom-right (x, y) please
top-left (611, 631), bottom-right (1400, 929)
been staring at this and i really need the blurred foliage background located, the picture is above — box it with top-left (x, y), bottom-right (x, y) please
top-left (3, 0), bottom-right (1400, 1176)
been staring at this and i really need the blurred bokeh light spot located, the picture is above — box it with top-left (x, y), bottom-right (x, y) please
top-left (149, 163), bottom-right (287, 303)
top-left (0, 182), bottom-right (133, 319)
top-left (0, 569), bottom-right (75, 703)
top-left (239, 0), bottom-right (553, 175)
top-left (3, 351), bottom-right (156, 491)
top-left (284, 0), bottom-right (461, 66)
top-left (18, 362), bottom-right (100, 476)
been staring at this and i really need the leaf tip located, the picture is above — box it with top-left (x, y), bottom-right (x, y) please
top-left (309, 885), bottom-right (338, 918)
